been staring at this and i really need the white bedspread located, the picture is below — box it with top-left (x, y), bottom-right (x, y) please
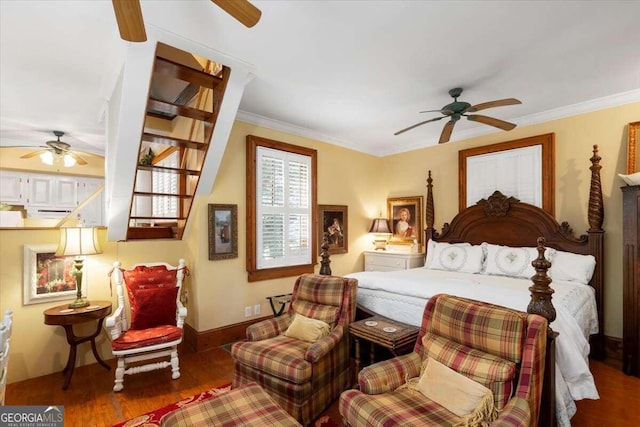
top-left (345, 268), bottom-right (600, 426)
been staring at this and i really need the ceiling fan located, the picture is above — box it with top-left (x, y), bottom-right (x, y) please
top-left (111, 0), bottom-right (262, 42)
top-left (394, 88), bottom-right (522, 144)
top-left (20, 131), bottom-right (88, 167)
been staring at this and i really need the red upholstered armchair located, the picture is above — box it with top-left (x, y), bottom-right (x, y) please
top-left (339, 294), bottom-right (548, 427)
top-left (105, 260), bottom-right (188, 392)
top-left (231, 274), bottom-right (358, 426)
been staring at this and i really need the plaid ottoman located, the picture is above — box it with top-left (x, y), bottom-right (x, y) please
top-left (161, 382), bottom-right (302, 426)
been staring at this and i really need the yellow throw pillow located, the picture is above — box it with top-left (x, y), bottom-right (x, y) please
top-left (284, 313), bottom-right (331, 343)
top-left (415, 357), bottom-right (498, 426)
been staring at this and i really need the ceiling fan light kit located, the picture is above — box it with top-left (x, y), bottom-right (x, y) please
top-left (395, 87), bottom-right (521, 144)
top-left (20, 130), bottom-right (87, 168)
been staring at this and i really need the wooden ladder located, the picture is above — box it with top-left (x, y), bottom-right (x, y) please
top-left (127, 53), bottom-right (230, 240)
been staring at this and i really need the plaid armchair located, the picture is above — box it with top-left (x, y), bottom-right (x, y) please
top-left (339, 294), bottom-right (547, 427)
top-left (231, 274), bottom-right (358, 426)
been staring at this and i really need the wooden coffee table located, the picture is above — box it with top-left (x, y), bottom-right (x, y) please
top-left (349, 315), bottom-right (419, 379)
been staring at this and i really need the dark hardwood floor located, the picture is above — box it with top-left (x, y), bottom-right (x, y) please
top-left (5, 345), bottom-right (639, 426)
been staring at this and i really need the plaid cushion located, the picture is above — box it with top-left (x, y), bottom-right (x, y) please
top-left (231, 335), bottom-right (312, 384)
top-left (162, 382), bottom-right (301, 426)
top-left (290, 301), bottom-right (339, 327)
top-left (422, 332), bottom-right (516, 409)
top-left (290, 274), bottom-right (347, 327)
top-left (419, 294), bottom-right (527, 362)
top-left (339, 388), bottom-right (462, 427)
top-left (111, 325), bottom-right (182, 351)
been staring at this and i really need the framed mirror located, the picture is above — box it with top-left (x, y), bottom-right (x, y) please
top-left (627, 121), bottom-right (639, 174)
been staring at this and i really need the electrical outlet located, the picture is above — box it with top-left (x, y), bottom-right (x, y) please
top-left (244, 306), bottom-right (252, 317)
top-left (254, 304), bottom-right (261, 315)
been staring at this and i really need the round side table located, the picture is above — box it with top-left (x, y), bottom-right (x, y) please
top-left (43, 300), bottom-right (112, 390)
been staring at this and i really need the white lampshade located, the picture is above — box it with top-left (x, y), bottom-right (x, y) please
top-left (39, 151), bottom-right (54, 165)
top-left (63, 154), bottom-right (76, 167)
top-left (55, 227), bottom-right (102, 256)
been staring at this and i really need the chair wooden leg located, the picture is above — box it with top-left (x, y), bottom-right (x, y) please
top-left (170, 348), bottom-right (180, 379)
top-left (113, 357), bottom-right (125, 392)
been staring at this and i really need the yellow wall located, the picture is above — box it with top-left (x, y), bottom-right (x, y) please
top-left (0, 228), bottom-right (185, 384)
top-left (382, 101), bottom-right (640, 338)
top-left (183, 121), bottom-right (383, 331)
top-left (1, 102), bottom-right (638, 384)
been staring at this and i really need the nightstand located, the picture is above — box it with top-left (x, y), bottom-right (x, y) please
top-left (364, 250), bottom-right (424, 271)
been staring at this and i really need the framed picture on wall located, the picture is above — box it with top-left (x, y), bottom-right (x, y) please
top-left (387, 196), bottom-right (423, 245)
top-left (208, 204), bottom-right (238, 260)
top-left (23, 244), bottom-right (78, 305)
top-left (318, 205), bottom-right (348, 254)
top-left (627, 121), bottom-right (639, 174)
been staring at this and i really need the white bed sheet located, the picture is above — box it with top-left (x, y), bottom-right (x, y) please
top-left (345, 268), bottom-right (600, 426)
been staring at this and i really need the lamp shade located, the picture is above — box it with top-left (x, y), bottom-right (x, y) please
top-left (55, 227), bottom-right (102, 256)
top-left (368, 218), bottom-right (391, 234)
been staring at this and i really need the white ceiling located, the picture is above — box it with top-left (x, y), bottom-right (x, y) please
top-left (1, 1), bottom-right (639, 157)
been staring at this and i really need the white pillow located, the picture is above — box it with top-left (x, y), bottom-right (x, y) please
top-left (549, 250), bottom-right (596, 285)
top-left (483, 243), bottom-right (555, 279)
top-left (425, 240), bottom-right (472, 267)
top-left (427, 241), bottom-right (484, 274)
top-left (415, 357), bottom-right (497, 423)
top-left (619, 172), bottom-right (640, 186)
top-left (284, 313), bottom-right (330, 343)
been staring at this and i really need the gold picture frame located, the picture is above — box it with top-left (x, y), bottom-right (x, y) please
top-left (387, 196), bottom-right (423, 245)
top-left (627, 121), bottom-right (639, 174)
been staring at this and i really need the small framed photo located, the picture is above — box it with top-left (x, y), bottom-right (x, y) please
top-left (23, 244), bottom-right (78, 305)
top-left (387, 196), bottom-right (423, 245)
top-left (208, 204), bottom-right (238, 260)
top-left (318, 205), bottom-right (348, 254)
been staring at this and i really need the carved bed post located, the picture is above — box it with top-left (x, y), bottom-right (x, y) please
top-left (528, 236), bottom-right (557, 427)
top-left (528, 237), bottom-right (556, 323)
top-left (319, 232), bottom-right (332, 276)
top-left (587, 144), bottom-right (605, 360)
top-left (425, 170), bottom-right (436, 246)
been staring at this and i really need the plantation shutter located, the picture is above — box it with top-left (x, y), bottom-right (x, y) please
top-left (256, 146), bottom-right (311, 269)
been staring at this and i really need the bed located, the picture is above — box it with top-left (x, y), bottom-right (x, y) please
top-left (343, 145), bottom-right (605, 427)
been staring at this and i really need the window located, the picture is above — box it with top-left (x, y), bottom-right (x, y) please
top-left (152, 151), bottom-right (178, 218)
top-left (247, 135), bottom-right (317, 282)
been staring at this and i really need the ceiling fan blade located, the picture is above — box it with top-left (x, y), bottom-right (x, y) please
top-left (439, 120), bottom-right (456, 144)
top-left (419, 109), bottom-right (454, 114)
top-left (466, 114), bottom-right (517, 131)
top-left (394, 116), bottom-right (445, 136)
top-left (20, 150), bottom-right (47, 159)
top-left (211, 0), bottom-right (262, 28)
top-left (465, 98), bottom-right (521, 113)
top-left (112, 0), bottom-right (147, 42)
top-left (68, 152), bottom-right (88, 166)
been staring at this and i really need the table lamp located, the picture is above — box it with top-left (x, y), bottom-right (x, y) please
top-left (368, 217), bottom-right (392, 250)
top-left (55, 227), bottom-right (102, 309)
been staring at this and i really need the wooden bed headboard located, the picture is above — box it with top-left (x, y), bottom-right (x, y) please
top-left (424, 145), bottom-right (605, 359)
